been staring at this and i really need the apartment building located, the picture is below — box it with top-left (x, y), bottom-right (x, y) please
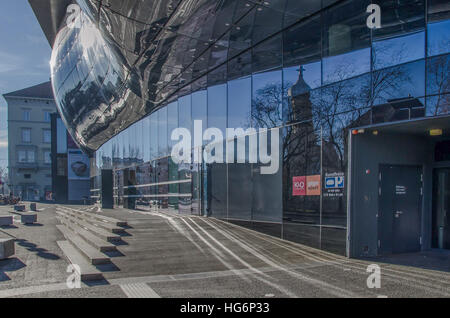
top-left (3, 81), bottom-right (56, 201)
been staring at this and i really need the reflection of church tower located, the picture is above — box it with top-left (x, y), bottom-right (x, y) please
top-left (288, 67), bottom-right (314, 125)
top-left (287, 67), bottom-right (320, 176)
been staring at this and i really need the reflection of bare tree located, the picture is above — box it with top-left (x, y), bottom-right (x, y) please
top-left (251, 84), bottom-right (283, 128)
top-left (427, 53), bottom-right (450, 116)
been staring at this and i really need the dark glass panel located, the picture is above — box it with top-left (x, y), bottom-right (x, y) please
top-left (283, 16), bottom-right (321, 67)
top-left (252, 34), bottom-right (282, 73)
top-left (252, 5), bottom-right (283, 45)
top-left (228, 9), bottom-right (255, 58)
top-left (428, 0), bottom-right (450, 22)
top-left (284, 0), bottom-right (321, 27)
top-left (321, 227), bottom-right (347, 256)
top-left (252, 157), bottom-right (283, 223)
top-left (228, 51), bottom-right (252, 80)
top-left (323, 0), bottom-right (371, 57)
top-left (372, 0), bottom-right (425, 39)
top-left (227, 163), bottom-right (252, 221)
top-left (207, 163), bottom-right (228, 219)
top-left (283, 223), bottom-right (320, 249)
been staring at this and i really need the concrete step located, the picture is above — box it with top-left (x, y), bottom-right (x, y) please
top-left (56, 224), bottom-right (111, 265)
top-left (57, 208), bottom-right (126, 234)
top-left (57, 216), bottom-right (117, 252)
top-left (59, 206), bottom-right (128, 227)
top-left (57, 241), bottom-right (103, 281)
top-left (56, 211), bottom-right (121, 243)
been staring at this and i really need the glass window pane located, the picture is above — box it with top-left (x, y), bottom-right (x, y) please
top-left (427, 54), bottom-right (450, 96)
top-left (373, 31), bottom-right (425, 70)
top-left (150, 113), bottom-right (158, 161)
top-left (373, 60), bottom-right (426, 106)
top-left (427, 93), bottom-right (450, 116)
top-left (143, 116), bottom-right (150, 163)
top-left (428, 20), bottom-right (450, 57)
top-left (167, 101), bottom-right (179, 153)
top-left (252, 69), bottom-right (282, 128)
top-left (158, 108), bottom-right (168, 158)
top-left (323, 48), bottom-right (371, 84)
top-left (323, 0), bottom-right (371, 57)
top-left (283, 16), bottom-right (321, 67)
top-left (252, 34), bottom-right (282, 73)
top-left (373, 0), bottom-right (425, 39)
top-left (192, 89), bottom-right (208, 146)
top-left (428, 0), bottom-right (450, 22)
top-left (207, 84), bottom-right (227, 136)
top-left (228, 77), bottom-right (252, 129)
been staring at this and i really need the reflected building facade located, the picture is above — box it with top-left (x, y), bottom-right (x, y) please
top-left (31, 0), bottom-right (450, 257)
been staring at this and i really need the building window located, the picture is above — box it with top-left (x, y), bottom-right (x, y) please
top-left (22, 128), bottom-right (31, 143)
top-left (44, 111), bottom-right (52, 122)
top-left (27, 150), bottom-right (35, 163)
top-left (18, 150), bottom-right (35, 163)
top-left (18, 151), bottom-right (27, 163)
top-left (44, 151), bottom-right (52, 164)
top-left (23, 110), bottom-right (31, 121)
top-left (43, 130), bottom-right (51, 143)
top-left (24, 174), bottom-right (31, 179)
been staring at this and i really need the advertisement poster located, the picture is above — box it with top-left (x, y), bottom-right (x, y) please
top-left (293, 176), bottom-right (306, 196)
top-left (306, 175), bottom-right (321, 196)
top-left (293, 175), bottom-right (321, 196)
top-left (68, 149), bottom-right (90, 180)
top-left (324, 172), bottom-right (345, 198)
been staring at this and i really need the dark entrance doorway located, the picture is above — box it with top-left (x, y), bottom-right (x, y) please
top-left (432, 168), bottom-right (450, 250)
top-left (378, 165), bottom-right (423, 255)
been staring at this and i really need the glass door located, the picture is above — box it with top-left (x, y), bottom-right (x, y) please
top-left (432, 169), bottom-right (450, 249)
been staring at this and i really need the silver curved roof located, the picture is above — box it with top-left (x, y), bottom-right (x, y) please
top-left (32, 0), bottom-right (327, 153)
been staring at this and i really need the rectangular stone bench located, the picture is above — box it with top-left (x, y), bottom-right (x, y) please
top-left (30, 203), bottom-right (37, 211)
top-left (0, 216), bottom-right (14, 227)
top-left (14, 205), bottom-right (26, 212)
top-left (20, 213), bottom-right (37, 225)
top-left (0, 238), bottom-right (15, 260)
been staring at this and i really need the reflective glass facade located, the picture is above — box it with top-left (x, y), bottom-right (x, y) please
top-left (50, 0), bottom-right (449, 256)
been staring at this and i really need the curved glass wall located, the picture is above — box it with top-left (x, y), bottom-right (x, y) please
top-left (55, 0), bottom-right (449, 256)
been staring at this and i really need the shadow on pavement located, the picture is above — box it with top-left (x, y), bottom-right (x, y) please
top-left (0, 225), bottom-right (18, 230)
top-left (16, 239), bottom-right (61, 261)
top-left (0, 257), bottom-right (26, 282)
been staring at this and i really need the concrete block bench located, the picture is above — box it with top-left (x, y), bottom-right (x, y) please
top-left (30, 203), bottom-right (37, 211)
top-left (14, 205), bottom-right (26, 212)
top-left (19, 213), bottom-right (37, 225)
top-left (0, 216), bottom-right (14, 227)
top-left (0, 238), bottom-right (15, 260)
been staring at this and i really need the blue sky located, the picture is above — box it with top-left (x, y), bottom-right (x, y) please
top-left (0, 0), bottom-right (52, 169)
